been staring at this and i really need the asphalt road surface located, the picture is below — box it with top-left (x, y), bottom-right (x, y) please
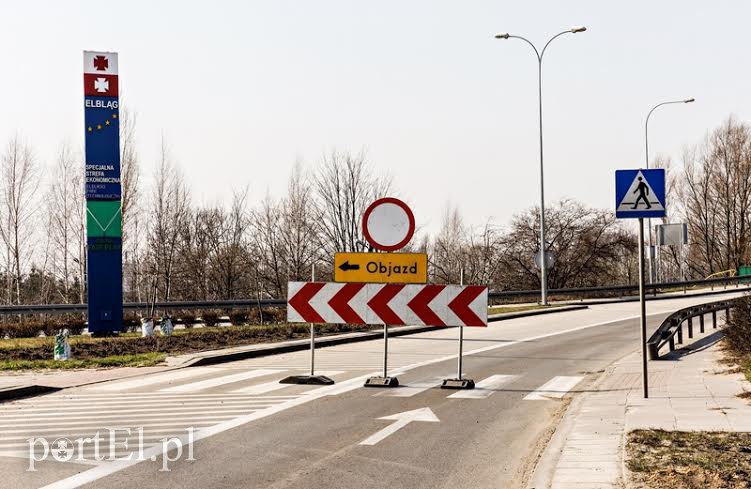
top-left (0, 292), bottom-right (741, 489)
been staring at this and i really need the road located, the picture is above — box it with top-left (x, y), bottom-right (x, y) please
top-left (0, 292), bottom-right (740, 489)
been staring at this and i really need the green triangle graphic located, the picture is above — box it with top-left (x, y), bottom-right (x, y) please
top-left (87, 201), bottom-right (122, 238)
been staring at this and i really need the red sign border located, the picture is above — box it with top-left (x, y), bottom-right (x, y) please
top-left (362, 197), bottom-right (415, 252)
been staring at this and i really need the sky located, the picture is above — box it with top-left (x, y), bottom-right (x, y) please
top-left (1, 1), bottom-right (750, 236)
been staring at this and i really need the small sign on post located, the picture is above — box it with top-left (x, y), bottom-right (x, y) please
top-left (334, 252), bottom-right (428, 284)
top-left (615, 168), bottom-right (666, 399)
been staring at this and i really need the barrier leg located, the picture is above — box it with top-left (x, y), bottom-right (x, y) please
top-left (699, 314), bottom-right (705, 334)
top-left (677, 323), bottom-right (683, 344)
top-left (712, 311), bottom-right (717, 329)
top-left (669, 337), bottom-right (675, 351)
top-left (688, 317), bottom-right (693, 339)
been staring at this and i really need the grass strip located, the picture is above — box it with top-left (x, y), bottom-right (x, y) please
top-left (0, 352), bottom-right (167, 370)
top-left (627, 429), bottom-right (751, 489)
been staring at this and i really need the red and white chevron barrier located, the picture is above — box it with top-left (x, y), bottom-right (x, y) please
top-left (287, 282), bottom-right (488, 327)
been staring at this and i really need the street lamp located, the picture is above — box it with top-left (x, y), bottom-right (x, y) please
top-left (495, 26), bottom-right (587, 305)
top-left (644, 97), bottom-right (694, 283)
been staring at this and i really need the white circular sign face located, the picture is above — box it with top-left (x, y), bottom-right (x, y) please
top-left (362, 198), bottom-right (415, 251)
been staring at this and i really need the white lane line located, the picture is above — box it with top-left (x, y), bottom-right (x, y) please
top-left (0, 399), bottom-right (285, 414)
top-left (159, 369), bottom-right (285, 393)
top-left (0, 414), bottom-right (245, 430)
top-left (373, 376), bottom-right (445, 398)
top-left (0, 423), bottom-right (219, 438)
top-left (0, 404), bottom-right (280, 421)
top-left (39, 314), bottom-right (645, 489)
top-left (89, 368), bottom-right (228, 391)
top-left (230, 371), bottom-right (344, 395)
top-left (447, 375), bottom-right (520, 399)
top-left (523, 376), bottom-right (584, 401)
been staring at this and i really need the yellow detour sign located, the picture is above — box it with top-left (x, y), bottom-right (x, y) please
top-left (334, 252), bottom-right (428, 284)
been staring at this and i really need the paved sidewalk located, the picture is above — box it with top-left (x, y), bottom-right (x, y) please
top-left (529, 329), bottom-right (751, 489)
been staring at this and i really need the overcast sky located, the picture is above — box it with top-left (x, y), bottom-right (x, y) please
top-left (1, 1), bottom-right (749, 236)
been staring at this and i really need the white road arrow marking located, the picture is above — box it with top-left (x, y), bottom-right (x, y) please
top-left (359, 407), bottom-right (439, 446)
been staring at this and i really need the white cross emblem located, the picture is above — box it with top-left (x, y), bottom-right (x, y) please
top-left (94, 77), bottom-right (109, 93)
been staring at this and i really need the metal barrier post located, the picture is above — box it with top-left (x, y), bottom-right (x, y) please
top-left (688, 317), bottom-right (693, 338)
top-left (699, 314), bottom-right (705, 334)
top-left (726, 307), bottom-right (731, 325)
top-left (669, 337), bottom-right (675, 351)
top-left (712, 310), bottom-right (717, 329)
top-left (677, 322), bottom-right (683, 344)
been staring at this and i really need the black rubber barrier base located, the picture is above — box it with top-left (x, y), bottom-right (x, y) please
top-left (440, 378), bottom-right (475, 390)
top-left (363, 376), bottom-right (399, 388)
top-left (279, 375), bottom-right (335, 385)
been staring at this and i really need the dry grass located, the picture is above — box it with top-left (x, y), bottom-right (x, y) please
top-left (627, 430), bottom-right (751, 488)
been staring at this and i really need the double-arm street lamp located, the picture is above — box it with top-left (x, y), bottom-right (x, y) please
top-left (644, 98), bottom-right (695, 283)
top-left (495, 27), bottom-right (586, 305)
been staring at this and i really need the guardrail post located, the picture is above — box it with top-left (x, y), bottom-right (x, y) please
top-left (669, 336), bottom-right (675, 351)
top-left (688, 317), bottom-right (693, 339)
top-left (726, 307), bottom-right (731, 325)
top-left (699, 313), bottom-right (705, 334)
top-left (677, 321), bottom-right (683, 344)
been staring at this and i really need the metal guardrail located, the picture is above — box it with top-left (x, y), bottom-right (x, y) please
top-left (0, 298), bottom-right (287, 316)
top-left (488, 274), bottom-right (748, 300)
top-left (0, 275), bottom-right (747, 317)
top-left (646, 298), bottom-right (736, 359)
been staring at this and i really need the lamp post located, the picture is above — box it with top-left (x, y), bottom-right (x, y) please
top-left (645, 98), bottom-right (694, 283)
top-left (495, 27), bottom-right (586, 305)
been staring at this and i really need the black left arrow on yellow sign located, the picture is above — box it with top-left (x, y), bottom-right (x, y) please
top-left (334, 252), bottom-right (428, 284)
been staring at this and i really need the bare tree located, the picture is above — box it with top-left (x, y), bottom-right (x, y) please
top-left (146, 139), bottom-right (190, 307)
top-left (46, 142), bottom-right (83, 302)
top-left (0, 136), bottom-right (40, 304)
top-left (314, 150), bottom-right (392, 256)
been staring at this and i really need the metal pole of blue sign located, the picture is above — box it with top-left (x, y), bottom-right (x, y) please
top-left (310, 263), bottom-right (315, 377)
top-left (638, 218), bottom-right (649, 398)
top-left (457, 269), bottom-right (464, 380)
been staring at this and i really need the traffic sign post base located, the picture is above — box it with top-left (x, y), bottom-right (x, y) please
top-left (364, 376), bottom-right (399, 388)
top-left (279, 375), bottom-right (335, 385)
top-left (440, 378), bottom-right (475, 390)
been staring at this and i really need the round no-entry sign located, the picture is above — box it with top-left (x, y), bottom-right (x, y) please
top-left (362, 197), bottom-right (415, 252)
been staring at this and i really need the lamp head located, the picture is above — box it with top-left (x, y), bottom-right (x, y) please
top-left (684, 98), bottom-right (695, 103)
top-left (570, 26), bottom-right (587, 33)
top-left (494, 32), bottom-right (510, 39)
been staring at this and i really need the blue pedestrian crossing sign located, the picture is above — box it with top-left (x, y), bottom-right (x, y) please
top-left (615, 169), bottom-right (666, 219)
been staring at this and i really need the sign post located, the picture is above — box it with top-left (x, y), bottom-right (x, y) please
top-left (615, 168), bottom-right (666, 399)
top-left (280, 263), bottom-right (334, 385)
top-left (362, 198), bottom-right (415, 388)
top-left (441, 269), bottom-right (475, 389)
top-left (83, 51), bottom-right (123, 335)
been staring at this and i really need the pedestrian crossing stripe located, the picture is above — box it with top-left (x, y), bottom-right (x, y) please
top-left (615, 168), bottom-right (666, 219)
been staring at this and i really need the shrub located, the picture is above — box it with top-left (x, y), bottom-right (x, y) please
top-left (180, 311), bottom-right (198, 328)
top-left (122, 313), bottom-right (142, 333)
top-left (41, 319), bottom-right (61, 337)
top-left (725, 296), bottom-right (751, 355)
top-left (229, 310), bottom-right (250, 326)
top-left (201, 310), bottom-right (220, 327)
top-left (6, 322), bottom-right (43, 339)
top-left (261, 307), bottom-right (286, 324)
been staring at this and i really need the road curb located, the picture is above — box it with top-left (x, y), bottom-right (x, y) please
top-left (0, 385), bottom-right (61, 402)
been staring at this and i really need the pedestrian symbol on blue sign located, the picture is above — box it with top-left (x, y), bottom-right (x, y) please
top-left (615, 169), bottom-right (666, 219)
